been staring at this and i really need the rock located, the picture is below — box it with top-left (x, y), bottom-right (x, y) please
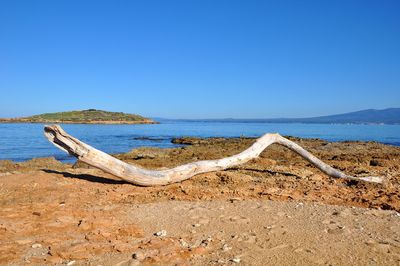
top-left (67, 261), bottom-right (76, 266)
top-left (154, 230), bottom-right (167, 237)
top-left (31, 243), bottom-right (42, 249)
top-left (132, 251), bottom-right (145, 260)
top-left (171, 137), bottom-right (208, 145)
top-left (229, 197), bottom-right (241, 203)
top-left (369, 159), bottom-right (382, 166)
top-left (201, 237), bottom-right (212, 247)
top-left (222, 244), bottom-right (232, 252)
top-left (179, 239), bottom-right (189, 247)
top-left (231, 257), bottom-right (241, 263)
top-left (132, 153), bottom-right (156, 159)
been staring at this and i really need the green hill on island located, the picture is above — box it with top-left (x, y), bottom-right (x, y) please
top-left (0, 109), bottom-right (156, 124)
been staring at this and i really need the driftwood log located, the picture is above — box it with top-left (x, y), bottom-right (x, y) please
top-left (44, 125), bottom-right (383, 186)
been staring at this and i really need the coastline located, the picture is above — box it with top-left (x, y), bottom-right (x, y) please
top-left (0, 119), bottom-right (159, 125)
top-left (1, 136), bottom-right (399, 265)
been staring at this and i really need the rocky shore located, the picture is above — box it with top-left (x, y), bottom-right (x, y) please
top-left (0, 136), bottom-right (399, 265)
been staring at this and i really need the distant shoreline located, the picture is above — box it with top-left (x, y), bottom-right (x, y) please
top-left (0, 119), bottom-right (158, 125)
top-left (0, 109), bottom-right (158, 125)
top-left (157, 119), bottom-right (399, 125)
top-left (156, 107), bottom-right (400, 125)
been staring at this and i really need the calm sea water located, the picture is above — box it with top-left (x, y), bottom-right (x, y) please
top-left (0, 121), bottom-right (399, 163)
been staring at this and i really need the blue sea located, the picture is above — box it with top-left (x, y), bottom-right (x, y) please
top-left (0, 121), bottom-right (399, 163)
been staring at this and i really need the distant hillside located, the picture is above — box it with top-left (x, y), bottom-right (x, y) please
top-left (0, 109), bottom-right (156, 124)
top-left (280, 108), bottom-right (400, 124)
top-left (159, 108), bottom-right (400, 124)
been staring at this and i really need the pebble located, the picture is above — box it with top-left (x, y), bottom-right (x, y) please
top-left (67, 261), bottom-right (76, 266)
top-left (132, 251), bottom-right (145, 260)
top-left (193, 223), bottom-right (201, 227)
top-left (222, 243), bottom-right (232, 251)
top-left (31, 243), bottom-right (42, 249)
top-left (179, 239), bottom-right (189, 247)
top-left (231, 257), bottom-right (241, 263)
top-left (295, 202), bottom-right (304, 208)
top-left (229, 198), bottom-right (241, 203)
top-left (154, 230), bottom-right (167, 237)
top-left (201, 236), bottom-right (213, 247)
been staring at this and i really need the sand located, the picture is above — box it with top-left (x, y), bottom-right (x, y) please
top-left (0, 136), bottom-right (399, 265)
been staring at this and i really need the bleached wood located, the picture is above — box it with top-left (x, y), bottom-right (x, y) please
top-left (44, 125), bottom-right (383, 186)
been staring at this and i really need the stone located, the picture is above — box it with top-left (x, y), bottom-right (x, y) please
top-left (231, 257), bottom-right (241, 263)
top-left (222, 244), bottom-right (232, 252)
top-left (369, 159), bottom-right (381, 166)
top-left (179, 239), bottom-right (189, 247)
top-left (132, 251), bottom-right (145, 260)
top-left (154, 230), bottom-right (167, 237)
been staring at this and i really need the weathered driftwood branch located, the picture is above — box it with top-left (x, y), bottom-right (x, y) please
top-left (44, 125), bottom-right (383, 186)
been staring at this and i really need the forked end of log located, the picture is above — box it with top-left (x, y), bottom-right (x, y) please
top-left (43, 125), bottom-right (383, 186)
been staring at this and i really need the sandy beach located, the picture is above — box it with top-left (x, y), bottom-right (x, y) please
top-left (1, 136), bottom-right (399, 265)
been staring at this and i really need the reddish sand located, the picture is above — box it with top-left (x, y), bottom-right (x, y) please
top-left (0, 137), bottom-right (399, 265)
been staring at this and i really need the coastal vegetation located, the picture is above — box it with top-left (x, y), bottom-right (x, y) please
top-left (0, 109), bottom-right (156, 124)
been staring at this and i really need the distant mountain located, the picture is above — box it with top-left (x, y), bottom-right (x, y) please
top-left (155, 108), bottom-right (400, 124)
top-left (0, 109), bottom-right (157, 124)
top-left (276, 108), bottom-right (400, 124)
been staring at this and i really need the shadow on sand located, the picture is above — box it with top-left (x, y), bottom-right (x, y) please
top-left (42, 169), bottom-right (130, 185)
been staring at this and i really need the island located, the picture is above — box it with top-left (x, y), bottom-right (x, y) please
top-left (0, 109), bottom-right (157, 124)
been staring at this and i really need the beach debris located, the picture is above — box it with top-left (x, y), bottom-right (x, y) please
top-left (44, 125), bottom-right (383, 186)
top-left (154, 230), bottom-right (167, 237)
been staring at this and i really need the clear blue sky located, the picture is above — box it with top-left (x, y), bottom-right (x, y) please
top-left (0, 0), bottom-right (399, 119)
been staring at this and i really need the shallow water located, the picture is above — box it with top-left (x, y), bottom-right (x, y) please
top-left (0, 121), bottom-right (399, 162)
